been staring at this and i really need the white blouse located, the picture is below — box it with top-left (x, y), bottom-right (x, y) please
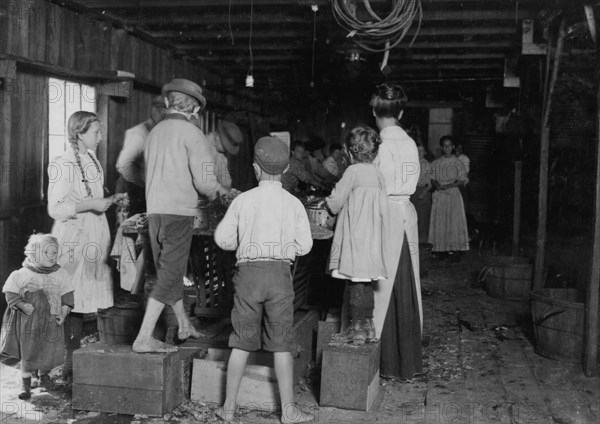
top-left (374, 125), bottom-right (420, 198)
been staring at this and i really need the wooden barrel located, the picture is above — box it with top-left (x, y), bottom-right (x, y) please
top-left (484, 256), bottom-right (533, 301)
top-left (97, 303), bottom-right (144, 345)
top-left (531, 288), bottom-right (584, 363)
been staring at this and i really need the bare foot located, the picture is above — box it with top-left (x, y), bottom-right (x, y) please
top-left (178, 325), bottom-right (201, 340)
top-left (132, 337), bottom-right (178, 353)
top-left (215, 406), bottom-right (237, 423)
top-left (281, 405), bottom-right (314, 424)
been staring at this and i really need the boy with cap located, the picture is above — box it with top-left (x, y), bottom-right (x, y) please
top-left (132, 78), bottom-right (222, 354)
top-left (214, 137), bottom-right (314, 423)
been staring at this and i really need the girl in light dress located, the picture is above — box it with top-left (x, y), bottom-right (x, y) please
top-left (0, 234), bottom-right (73, 399)
top-left (327, 125), bottom-right (390, 345)
top-left (47, 111), bottom-right (125, 377)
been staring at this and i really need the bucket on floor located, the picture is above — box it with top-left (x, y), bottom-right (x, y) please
top-left (531, 288), bottom-right (584, 363)
top-left (97, 303), bottom-right (144, 345)
top-left (483, 256), bottom-right (533, 301)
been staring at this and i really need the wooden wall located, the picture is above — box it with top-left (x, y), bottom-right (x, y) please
top-left (0, 0), bottom-right (256, 311)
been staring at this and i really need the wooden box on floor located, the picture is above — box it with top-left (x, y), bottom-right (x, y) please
top-left (72, 343), bottom-right (192, 417)
top-left (320, 341), bottom-right (380, 411)
top-left (191, 348), bottom-right (280, 411)
top-left (190, 309), bottom-right (319, 411)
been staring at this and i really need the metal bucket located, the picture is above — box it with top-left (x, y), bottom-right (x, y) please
top-left (306, 207), bottom-right (336, 229)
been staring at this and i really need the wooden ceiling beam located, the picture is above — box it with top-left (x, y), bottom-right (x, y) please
top-left (72, 0), bottom-right (330, 8)
top-left (199, 55), bottom-right (305, 62)
top-left (124, 9), bottom-right (535, 26)
top-left (151, 25), bottom-right (518, 39)
top-left (390, 62), bottom-right (504, 71)
top-left (193, 52), bottom-right (506, 63)
top-left (216, 62), bottom-right (503, 72)
top-left (399, 53), bottom-right (506, 61)
top-left (177, 40), bottom-right (514, 52)
top-left (74, 0), bottom-right (538, 8)
top-left (125, 14), bottom-right (309, 26)
top-left (178, 44), bottom-right (309, 52)
top-left (399, 53), bottom-right (506, 60)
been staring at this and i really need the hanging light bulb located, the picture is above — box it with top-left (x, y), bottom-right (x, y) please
top-left (245, 74), bottom-right (254, 88)
top-left (310, 4), bottom-right (318, 88)
top-left (245, 0), bottom-right (255, 88)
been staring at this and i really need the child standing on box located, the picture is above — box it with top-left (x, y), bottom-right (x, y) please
top-left (214, 136), bottom-right (314, 424)
top-left (0, 234), bottom-right (74, 400)
top-left (327, 126), bottom-right (390, 345)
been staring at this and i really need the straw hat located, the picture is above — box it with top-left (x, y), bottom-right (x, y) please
top-left (217, 120), bottom-right (243, 155)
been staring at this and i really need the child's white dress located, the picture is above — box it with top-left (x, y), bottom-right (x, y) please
top-left (0, 267), bottom-right (73, 370)
top-left (326, 163), bottom-right (390, 280)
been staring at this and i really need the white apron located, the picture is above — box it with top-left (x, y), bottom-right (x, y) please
top-left (372, 195), bottom-right (423, 339)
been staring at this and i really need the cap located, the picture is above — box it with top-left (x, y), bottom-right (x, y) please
top-left (161, 78), bottom-right (207, 108)
top-left (254, 136), bottom-right (289, 175)
top-left (218, 120), bottom-right (243, 155)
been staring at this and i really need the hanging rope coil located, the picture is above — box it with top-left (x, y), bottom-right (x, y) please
top-left (332, 0), bottom-right (422, 53)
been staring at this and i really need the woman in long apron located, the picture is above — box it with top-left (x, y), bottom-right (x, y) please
top-left (371, 84), bottom-right (423, 379)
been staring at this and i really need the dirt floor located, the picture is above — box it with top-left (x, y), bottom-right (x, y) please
top-left (1, 249), bottom-right (598, 424)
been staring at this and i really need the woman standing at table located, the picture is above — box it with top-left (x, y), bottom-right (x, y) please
top-left (47, 111), bottom-right (124, 377)
top-left (371, 84), bottom-right (423, 379)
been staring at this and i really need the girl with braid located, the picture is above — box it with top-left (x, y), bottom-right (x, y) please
top-left (47, 111), bottom-right (125, 378)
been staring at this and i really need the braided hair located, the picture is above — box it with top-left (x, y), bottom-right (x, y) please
top-left (370, 83), bottom-right (408, 119)
top-left (67, 111), bottom-right (102, 198)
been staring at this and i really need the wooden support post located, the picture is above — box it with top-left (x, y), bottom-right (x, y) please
top-left (95, 94), bottom-right (109, 175)
top-left (533, 18), bottom-right (566, 291)
top-left (584, 14), bottom-right (600, 377)
top-left (512, 160), bottom-right (522, 258)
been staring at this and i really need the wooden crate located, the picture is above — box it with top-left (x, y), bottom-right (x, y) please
top-left (190, 309), bottom-right (319, 411)
top-left (189, 236), bottom-right (235, 317)
top-left (72, 343), bottom-right (194, 417)
top-left (191, 348), bottom-right (280, 412)
top-left (320, 341), bottom-right (381, 411)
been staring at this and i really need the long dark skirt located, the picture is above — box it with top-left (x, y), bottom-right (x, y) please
top-left (380, 235), bottom-right (423, 379)
top-left (0, 290), bottom-right (65, 370)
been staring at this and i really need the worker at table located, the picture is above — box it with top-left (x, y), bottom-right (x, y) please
top-left (132, 78), bottom-right (222, 354)
top-left (282, 141), bottom-right (326, 194)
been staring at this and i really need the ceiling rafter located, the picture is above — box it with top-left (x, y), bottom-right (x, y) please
top-left (151, 25), bottom-right (518, 40)
top-left (122, 8), bottom-right (536, 26)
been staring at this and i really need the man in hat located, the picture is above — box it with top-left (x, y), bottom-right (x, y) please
top-left (214, 136), bottom-right (314, 424)
top-left (206, 120), bottom-right (243, 190)
top-left (133, 78), bottom-right (221, 354)
top-left (116, 95), bottom-right (167, 216)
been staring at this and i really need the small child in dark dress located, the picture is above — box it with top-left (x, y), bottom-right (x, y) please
top-left (327, 125), bottom-right (391, 345)
top-left (0, 234), bottom-right (74, 399)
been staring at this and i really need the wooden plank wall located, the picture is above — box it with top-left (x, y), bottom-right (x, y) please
top-left (0, 0), bottom-right (234, 311)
